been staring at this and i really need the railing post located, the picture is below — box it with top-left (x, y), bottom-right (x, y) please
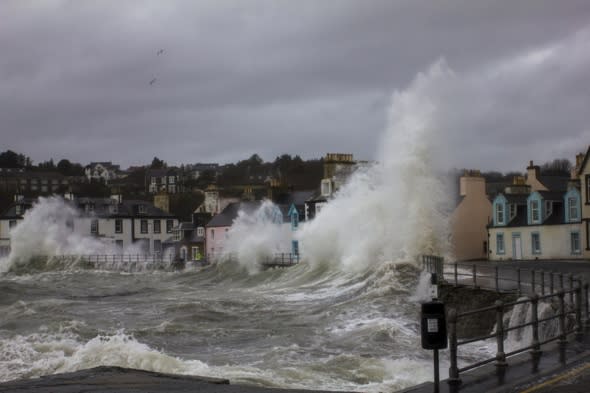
top-left (569, 274), bottom-right (575, 305)
top-left (531, 270), bottom-right (536, 295)
top-left (585, 283), bottom-right (590, 329)
top-left (540, 271), bottom-right (545, 296)
top-left (495, 300), bottom-right (507, 367)
top-left (454, 263), bottom-right (458, 287)
top-left (559, 273), bottom-right (564, 291)
top-left (517, 268), bottom-right (521, 295)
top-left (447, 309), bottom-right (461, 385)
top-left (472, 264), bottom-right (477, 289)
top-left (558, 291), bottom-right (567, 348)
top-left (495, 266), bottom-right (499, 292)
top-left (550, 272), bottom-right (554, 294)
top-left (576, 285), bottom-right (583, 339)
top-left (530, 294), bottom-right (541, 357)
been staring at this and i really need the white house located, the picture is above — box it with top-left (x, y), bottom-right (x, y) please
top-left (0, 195), bottom-right (179, 255)
top-left (84, 162), bottom-right (121, 184)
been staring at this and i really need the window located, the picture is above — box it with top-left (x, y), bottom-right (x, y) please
top-left (545, 201), bottom-right (553, 217)
top-left (496, 233), bottom-right (505, 255)
top-left (210, 229), bottom-right (215, 240)
top-left (568, 197), bottom-right (579, 221)
top-left (571, 232), bottom-right (581, 254)
top-left (91, 219), bottom-right (99, 235)
top-left (138, 205), bottom-right (146, 214)
top-left (531, 233), bottom-right (541, 255)
top-left (140, 219), bottom-right (148, 234)
top-left (169, 175), bottom-right (175, 184)
top-left (153, 239), bottom-right (162, 253)
top-left (496, 203), bottom-right (505, 225)
top-left (166, 219), bottom-right (174, 233)
top-left (153, 220), bottom-right (161, 234)
top-left (530, 200), bottom-right (540, 223)
top-left (192, 246), bottom-right (200, 260)
top-left (197, 227), bottom-right (204, 237)
top-left (15, 205), bottom-right (22, 216)
top-left (109, 204), bottom-right (118, 214)
top-left (225, 228), bottom-right (229, 239)
top-left (115, 219), bottom-right (123, 233)
top-left (321, 179), bottom-right (332, 197)
top-left (9, 220), bottom-right (17, 229)
top-left (509, 204), bottom-right (516, 219)
top-left (87, 203), bottom-right (94, 213)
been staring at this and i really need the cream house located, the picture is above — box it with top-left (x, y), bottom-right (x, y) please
top-left (450, 171), bottom-right (492, 261)
top-left (488, 157), bottom-right (582, 261)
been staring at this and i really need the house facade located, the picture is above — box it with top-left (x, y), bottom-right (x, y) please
top-left (147, 168), bottom-right (183, 194)
top-left (0, 195), bottom-right (179, 255)
top-left (84, 162), bottom-right (121, 184)
top-left (450, 171), bottom-right (492, 261)
top-left (488, 160), bottom-right (581, 261)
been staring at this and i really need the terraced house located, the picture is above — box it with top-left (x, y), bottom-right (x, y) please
top-left (0, 194), bottom-right (179, 255)
top-left (488, 157), bottom-right (586, 261)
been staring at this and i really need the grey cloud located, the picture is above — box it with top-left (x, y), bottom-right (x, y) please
top-left (1, 0), bottom-right (589, 170)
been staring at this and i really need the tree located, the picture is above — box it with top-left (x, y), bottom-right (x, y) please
top-left (540, 159), bottom-right (571, 176)
top-left (0, 150), bottom-right (29, 168)
top-left (151, 157), bottom-right (166, 169)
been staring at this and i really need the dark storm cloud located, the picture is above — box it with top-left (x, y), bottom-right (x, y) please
top-left (1, 0), bottom-right (589, 171)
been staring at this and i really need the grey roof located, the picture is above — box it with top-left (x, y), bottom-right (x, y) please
top-left (536, 191), bottom-right (565, 201)
top-left (504, 194), bottom-right (529, 205)
top-left (206, 201), bottom-right (263, 227)
top-left (538, 175), bottom-right (570, 192)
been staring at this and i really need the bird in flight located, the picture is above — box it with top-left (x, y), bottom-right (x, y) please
top-left (157, 49), bottom-right (164, 55)
top-left (149, 78), bottom-right (157, 86)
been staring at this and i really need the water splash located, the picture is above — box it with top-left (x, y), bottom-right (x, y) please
top-left (297, 62), bottom-right (453, 271)
top-left (222, 200), bottom-right (293, 274)
top-left (0, 197), bottom-right (143, 273)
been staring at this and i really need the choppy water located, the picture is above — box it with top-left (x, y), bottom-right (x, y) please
top-left (0, 258), bottom-right (475, 392)
top-left (0, 62), bottom-right (500, 391)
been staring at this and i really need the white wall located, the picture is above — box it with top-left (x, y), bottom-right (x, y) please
top-left (489, 223), bottom-right (583, 261)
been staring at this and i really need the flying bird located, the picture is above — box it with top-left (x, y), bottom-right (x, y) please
top-left (157, 49), bottom-right (164, 55)
top-left (149, 78), bottom-right (157, 86)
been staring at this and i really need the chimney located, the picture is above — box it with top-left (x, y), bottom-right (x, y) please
top-left (459, 170), bottom-right (485, 197)
top-left (526, 160), bottom-right (540, 181)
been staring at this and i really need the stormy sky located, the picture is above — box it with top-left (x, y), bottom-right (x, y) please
top-left (1, 0), bottom-right (589, 172)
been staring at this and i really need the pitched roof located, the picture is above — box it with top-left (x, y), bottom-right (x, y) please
top-left (537, 175), bottom-right (570, 192)
top-left (206, 201), bottom-right (262, 227)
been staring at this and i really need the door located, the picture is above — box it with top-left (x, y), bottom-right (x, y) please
top-left (512, 234), bottom-right (522, 260)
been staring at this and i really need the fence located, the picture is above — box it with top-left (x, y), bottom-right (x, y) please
top-left (46, 254), bottom-right (178, 272)
top-left (421, 256), bottom-right (590, 385)
top-left (206, 252), bottom-right (301, 267)
top-left (447, 287), bottom-right (585, 384)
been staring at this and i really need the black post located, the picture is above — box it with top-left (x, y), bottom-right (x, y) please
top-left (433, 349), bottom-right (440, 393)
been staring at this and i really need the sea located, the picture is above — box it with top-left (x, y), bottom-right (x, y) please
top-left (0, 63), bottom-right (497, 392)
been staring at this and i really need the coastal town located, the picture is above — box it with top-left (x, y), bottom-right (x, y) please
top-left (2, 146), bottom-right (590, 266)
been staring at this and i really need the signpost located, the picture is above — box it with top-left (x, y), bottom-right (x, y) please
top-left (421, 273), bottom-right (447, 393)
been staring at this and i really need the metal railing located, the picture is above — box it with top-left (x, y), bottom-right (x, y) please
top-left (421, 256), bottom-right (590, 385)
top-left (447, 286), bottom-right (585, 384)
top-left (422, 259), bottom-right (585, 298)
top-left (208, 252), bottom-right (301, 267)
top-left (45, 253), bottom-right (177, 272)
